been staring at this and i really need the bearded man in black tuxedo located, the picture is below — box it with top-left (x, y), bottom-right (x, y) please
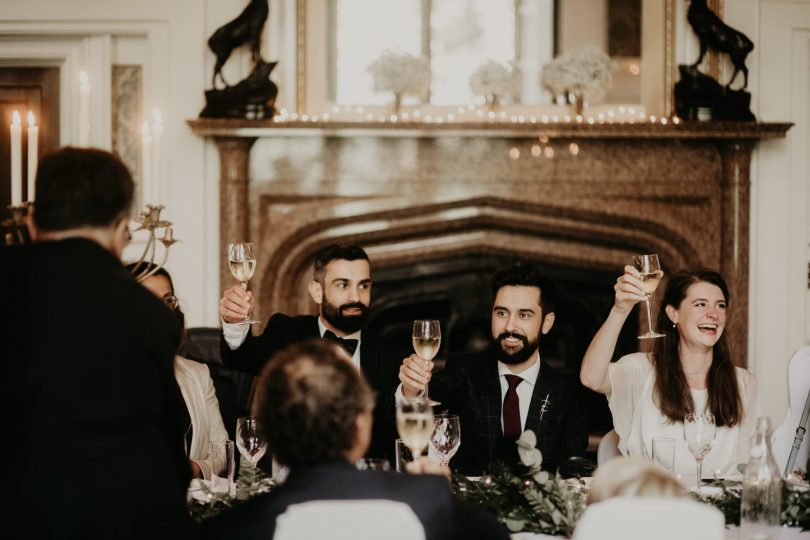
top-left (398, 264), bottom-right (589, 476)
top-left (219, 243), bottom-right (403, 458)
top-left (0, 148), bottom-right (192, 538)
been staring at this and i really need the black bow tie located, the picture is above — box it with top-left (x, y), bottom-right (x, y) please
top-left (322, 330), bottom-right (359, 356)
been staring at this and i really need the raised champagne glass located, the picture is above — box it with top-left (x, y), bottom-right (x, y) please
top-left (229, 242), bottom-right (260, 325)
top-left (396, 396), bottom-right (434, 463)
top-left (413, 319), bottom-right (441, 406)
top-left (633, 254), bottom-right (665, 339)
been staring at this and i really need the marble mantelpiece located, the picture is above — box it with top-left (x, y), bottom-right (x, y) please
top-left (188, 119), bottom-right (792, 366)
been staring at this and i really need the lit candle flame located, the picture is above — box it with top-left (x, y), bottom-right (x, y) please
top-left (12, 110), bottom-right (21, 126)
top-left (27, 111), bottom-right (36, 127)
top-left (79, 71), bottom-right (89, 86)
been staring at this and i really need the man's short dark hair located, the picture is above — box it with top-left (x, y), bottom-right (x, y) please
top-left (34, 147), bottom-right (134, 232)
top-left (491, 263), bottom-right (556, 315)
top-left (312, 242), bottom-right (369, 282)
top-left (254, 339), bottom-right (375, 469)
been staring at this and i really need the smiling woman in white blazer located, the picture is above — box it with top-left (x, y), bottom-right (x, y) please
top-left (130, 263), bottom-right (229, 480)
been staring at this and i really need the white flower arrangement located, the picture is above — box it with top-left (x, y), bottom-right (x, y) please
top-left (468, 60), bottom-right (521, 103)
top-left (540, 46), bottom-right (616, 103)
top-left (367, 50), bottom-right (430, 103)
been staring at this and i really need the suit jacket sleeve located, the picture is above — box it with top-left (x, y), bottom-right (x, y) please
top-left (220, 313), bottom-right (303, 375)
top-left (557, 376), bottom-right (590, 475)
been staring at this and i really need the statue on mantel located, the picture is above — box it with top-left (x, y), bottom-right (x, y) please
top-left (674, 0), bottom-right (755, 121)
top-left (200, 0), bottom-right (278, 119)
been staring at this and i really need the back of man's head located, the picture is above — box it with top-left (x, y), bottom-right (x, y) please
top-left (255, 339), bottom-right (375, 469)
top-left (34, 147), bottom-right (133, 233)
top-left (491, 263), bottom-right (556, 315)
top-left (313, 242), bottom-right (369, 282)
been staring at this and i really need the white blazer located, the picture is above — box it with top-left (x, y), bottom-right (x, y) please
top-left (174, 356), bottom-right (229, 480)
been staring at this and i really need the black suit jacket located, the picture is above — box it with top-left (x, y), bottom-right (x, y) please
top-left (202, 462), bottom-right (508, 540)
top-left (0, 239), bottom-right (192, 539)
top-left (221, 314), bottom-right (404, 459)
top-left (431, 350), bottom-right (589, 476)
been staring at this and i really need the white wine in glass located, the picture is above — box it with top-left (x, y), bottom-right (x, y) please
top-left (229, 242), bottom-right (260, 325)
top-left (412, 320), bottom-right (441, 406)
top-left (633, 254), bottom-right (665, 339)
top-left (396, 397), bottom-right (434, 460)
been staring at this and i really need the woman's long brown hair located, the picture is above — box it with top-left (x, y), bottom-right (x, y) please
top-left (650, 269), bottom-right (743, 427)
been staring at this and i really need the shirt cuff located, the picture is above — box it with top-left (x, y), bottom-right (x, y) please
top-left (394, 383), bottom-right (407, 406)
top-left (221, 319), bottom-right (249, 350)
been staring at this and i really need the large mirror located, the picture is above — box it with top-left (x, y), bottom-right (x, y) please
top-left (297, 0), bottom-right (680, 115)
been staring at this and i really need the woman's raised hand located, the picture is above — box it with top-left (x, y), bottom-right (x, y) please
top-left (613, 265), bottom-right (650, 314)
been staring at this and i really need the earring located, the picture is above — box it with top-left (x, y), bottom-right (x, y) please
top-left (672, 323), bottom-right (678, 328)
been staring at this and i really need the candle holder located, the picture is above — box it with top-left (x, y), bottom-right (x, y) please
top-left (128, 204), bottom-right (179, 282)
top-left (2, 202), bottom-right (33, 246)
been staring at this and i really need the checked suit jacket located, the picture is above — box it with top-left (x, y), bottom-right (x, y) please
top-left (221, 313), bottom-right (406, 459)
top-left (431, 349), bottom-right (589, 476)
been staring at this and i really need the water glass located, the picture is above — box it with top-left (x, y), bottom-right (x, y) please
top-left (209, 440), bottom-right (235, 495)
top-left (652, 437), bottom-right (675, 473)
top-left (395, 439), bottom-right (414, 472)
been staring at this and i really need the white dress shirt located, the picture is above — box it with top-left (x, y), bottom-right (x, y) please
top-left (222, 317), bottom-right (362, 369)
top-left (498, 352), bottom-right (541, 432)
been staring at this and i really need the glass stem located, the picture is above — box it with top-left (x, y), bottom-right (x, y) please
top-left (242, 281), bottom-right (250, 323)
top-left (697, 460), bottom-right (703, 496)
top-left (644, 297), bottom-right (655, 333)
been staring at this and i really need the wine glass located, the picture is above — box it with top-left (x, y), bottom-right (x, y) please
top-left (413, 320), bottom-right (441, 406)
top-left (229, 242), bottom-right (260, 325)
top-left (429, 414), bottom-right (461, 467)
top-left (236, 416), bottom-right (267, 472)
top-left (633, 254), bottom-right (665, 339)
top-left (683, 413), bottom-right (716, 495)
top-left (396, 396), bottom-right (434, 462)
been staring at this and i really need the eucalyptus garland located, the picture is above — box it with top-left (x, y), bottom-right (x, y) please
top-left (188, 464), bottom-right (274, 522)
top-left (697, 480), bottom-right (810, 530)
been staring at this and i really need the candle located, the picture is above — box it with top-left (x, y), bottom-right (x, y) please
top-left (10, 111), bottom-right (22, 206)
top-left (141, 121), bottom-right (152, 204)
top-left (79, 71), bottom-right (90, 146)
top-left (151, 109), bottom-right (163, 204)
top-left (27, 111), bottom-right (38, 201)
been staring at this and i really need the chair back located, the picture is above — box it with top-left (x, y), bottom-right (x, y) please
top-left (572, 496), bottom-right (724, 540)
top-left (274, 500), bottom-right (425, 540)
top-left (773, 346), bottom-right (810, 475)
top-left (597, 429), bottom-right (621, 465)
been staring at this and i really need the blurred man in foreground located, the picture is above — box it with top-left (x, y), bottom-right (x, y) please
top-left (0, 147), bottom-right (192, 539)
top-left (203, 339), bottom-right (508, 540)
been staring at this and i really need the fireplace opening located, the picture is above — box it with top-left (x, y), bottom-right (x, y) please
top-left (365, 252), bottom-right (641, 444)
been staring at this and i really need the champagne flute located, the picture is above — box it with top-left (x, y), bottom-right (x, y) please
top-left (683, 413), bottom-right (716, 495)
top-left (236, 416), bottom-right (267, 472)
top-left (633, 254), bottom-right (665, 339)
top-left (229, 242), bottom-right (260, 325)
top-left (413, 320), bottom-right (441, 406)
top-left (429, 414), bottom-right (461, 468)
top-left (396, 396), bottom-right (434, 463)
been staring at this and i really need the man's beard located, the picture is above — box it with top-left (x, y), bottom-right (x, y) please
top-left (321, 297), bottom-right (369, 334)
top-left (493, 331), bottom-right (541, 365)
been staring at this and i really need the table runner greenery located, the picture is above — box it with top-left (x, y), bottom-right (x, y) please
top-left (189, 432), bottom-right (810, 536)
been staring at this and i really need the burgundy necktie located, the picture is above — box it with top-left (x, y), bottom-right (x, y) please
top-left (503, 374), bottom-right (523, 439)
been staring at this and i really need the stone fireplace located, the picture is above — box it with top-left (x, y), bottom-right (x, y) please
top-left (190, 118), bottom-right (790, 376)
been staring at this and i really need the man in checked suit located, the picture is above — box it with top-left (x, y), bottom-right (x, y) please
top-left (219, 243), bottom-right (404, 459)
top-left (399, 263), bottom-right (589, 476)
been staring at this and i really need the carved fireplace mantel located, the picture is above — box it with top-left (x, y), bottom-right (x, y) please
top-left (188, 118), bottom-right (792, 367)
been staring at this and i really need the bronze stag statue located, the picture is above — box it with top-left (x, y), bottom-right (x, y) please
top-left (201, 0), bottom-right (277, 119)
top-left (675, 0), bottom-right (755, 121)
top-left (208, 0), bottom-right (269, 88)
